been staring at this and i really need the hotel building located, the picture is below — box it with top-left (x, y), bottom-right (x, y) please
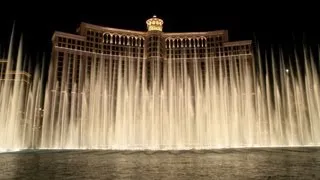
top-left (49, 16), bottom-right (253, 93)
top-left (0, 59), bottom-right (31, 85)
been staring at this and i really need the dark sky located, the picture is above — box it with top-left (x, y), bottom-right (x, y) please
top-left (0, 7), bottom-right (319, 62)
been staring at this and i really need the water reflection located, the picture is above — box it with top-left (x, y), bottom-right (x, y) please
top-left (0, 148), bottom-right (319, 179)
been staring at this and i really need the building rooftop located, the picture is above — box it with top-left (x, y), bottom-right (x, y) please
top-left (0, 59), bottom-right (32, 79)
top-left (52, 16), bottom-right (237, 41)
top-left (78, 21), bottom-right (228, 36)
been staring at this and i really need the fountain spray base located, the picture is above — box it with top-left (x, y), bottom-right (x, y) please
top-left (2, 145), bottom-right (320, 153)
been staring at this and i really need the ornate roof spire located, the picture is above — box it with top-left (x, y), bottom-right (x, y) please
top-left (146, 15), bottom-right (164, 32)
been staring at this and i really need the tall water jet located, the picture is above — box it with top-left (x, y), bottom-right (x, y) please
top-left (0, 28), bottom-right (44, 151)
top-left (2, 18), bottom-right (320, 151)
top-left (39, 17), bottom-right (320, 149)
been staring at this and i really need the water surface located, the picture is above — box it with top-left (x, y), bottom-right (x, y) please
top-left (0, 148), bottom-right (319, 179)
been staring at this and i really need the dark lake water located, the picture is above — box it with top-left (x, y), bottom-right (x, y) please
top-left (0, 147), bottom-right (319, 179)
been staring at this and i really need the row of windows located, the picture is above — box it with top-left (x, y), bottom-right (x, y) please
top-left (86, 29), bottom-right (224, 42)
top-left (58, 47), bottom-right (250, 63)
top-left (57, 37), bottom-right (84, 46)
top-left (57, 35), bottom-right (249, 51)
top-left (166, 42), bottom-right (225, 48)
top-left (67, 30), bottom-right (227, 49)
top-left (57, 43), bottom-right (85, 51)
top-left (55, 51), bottom-right (251, 73)
top-left (56, 41), bottom-right (249, 56)
top-left (58, 56), bottom-right (250, 68)
top-left (167, 46), bottom-right (250, 54)
top-left (84, 43), bottom-right (144, 51)
top-left (166, 45), bottom-right (251, 52)
top-left (165, 36), bottom-right (224, 48)
top-left (167, 51), bottom-right (251, 58)
top-left (165, 43), bottom-right (251, 49)
top-left (86, 31), bottom-right (144, 57)
top-left (86, 30), bottom-right (102, 37)
top-left (58, 36), bottom-right (223, 46)
top-left (103, 33), bottom-right (144, 47)
top-left (55, 52), bottom-right (251, 66)
top-left (57, 41), bottom-right (248, 52)
top-left (147, 41), bottom-right (162, 47)
top-left (166, 49), bottom-right (251, 57)
top-left (55, 53), bottom-right (249, 73)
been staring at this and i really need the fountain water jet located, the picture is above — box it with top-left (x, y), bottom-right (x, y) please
top-left (39, 41), bottom-right (320, 150)
top-left (0, 29), bottom-right (44, 151)
top-left (1, 29), bottom-right (320, 151)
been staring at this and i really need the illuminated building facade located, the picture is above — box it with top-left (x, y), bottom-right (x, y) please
top-left (49, 16), bottom-right (252, 92)
top-left (0, 59), bottom-right (32, 124)
top-left (0, 59), bottom-right (31, 85)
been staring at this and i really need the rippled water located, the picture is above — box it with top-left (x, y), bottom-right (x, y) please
top-left (0, 148), bottom-right (319, 179)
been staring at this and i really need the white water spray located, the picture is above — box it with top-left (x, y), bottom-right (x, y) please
top-left (39, 43), bottom-right (320, 150)
top-left (1, 30), bottom-right (320, 151)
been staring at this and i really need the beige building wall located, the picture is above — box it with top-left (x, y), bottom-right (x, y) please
top-left (49, 16), bottom-right (253, 93)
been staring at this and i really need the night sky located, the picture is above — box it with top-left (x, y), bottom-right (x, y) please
top-left (0, 7), bottom-right (319, 66)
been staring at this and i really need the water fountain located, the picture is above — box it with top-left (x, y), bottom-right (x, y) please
top-left (0, 29), bottom-right (44, 152)
top-left (40, 43), bottom-right (320, 150)
top-left (1, 29), bottom-right (320, 151)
